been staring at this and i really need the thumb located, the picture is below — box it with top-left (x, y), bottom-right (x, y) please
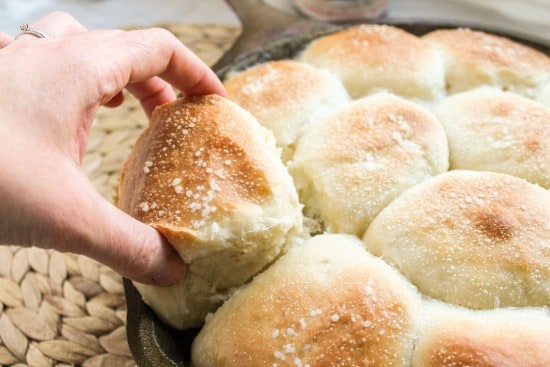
top-left (41, 166), bottom-right (186, 287)
top-left (86, 198), bottom-right (186, 286)
top-left (0, 116), bottom-right (184, 286)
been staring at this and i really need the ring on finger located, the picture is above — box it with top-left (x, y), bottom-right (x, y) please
top-left (17, 23), bottom-right (50, 39)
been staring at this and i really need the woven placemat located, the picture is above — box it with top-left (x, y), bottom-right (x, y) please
top-left (0, 24), bottom-right (240, 367)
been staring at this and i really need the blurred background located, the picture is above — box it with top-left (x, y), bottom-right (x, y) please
top-left (0, 0), bottom-right (239, 34)
top-left (1, 0), bottom-right (549, 44)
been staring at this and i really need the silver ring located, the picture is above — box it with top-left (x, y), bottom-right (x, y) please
top-left (17, 23), bottom-right (50, 39)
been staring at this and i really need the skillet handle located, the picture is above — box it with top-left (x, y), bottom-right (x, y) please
top-left (213, 0), bottom-right (334, 76)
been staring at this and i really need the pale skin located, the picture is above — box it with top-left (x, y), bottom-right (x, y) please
top-left (0, 12), bottom-right (227, 286)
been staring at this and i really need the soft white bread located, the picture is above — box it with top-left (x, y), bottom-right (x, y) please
top-left (191, 234), bottom-right (422, 367)
top-left (298, 24), bottom-right (445, 101)
top-left (413, 301), bottom-right (550, 367)
top-left (117, 95), bottom-right (304, 329)
top-left (363, 170), bottom-right (550, 310)
top-left (538, 81), bottom-right (550, 107)
top-left (434, 87), bottom-right (550, 188)
top-left (291, 93), bottom-right (449, 237)
top-left (422, 28), bottom-right (550, 98)
top-left (224, 60), bottom-right (350, 162)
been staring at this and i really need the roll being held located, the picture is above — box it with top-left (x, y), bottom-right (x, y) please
top-left (192, 234), bottom-right (422, 367)
top-left (117, 95), bottom-right (304, 329)
top-left (363, 170), bottom-right (550, 310)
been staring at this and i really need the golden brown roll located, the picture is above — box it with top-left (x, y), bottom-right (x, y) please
top-left (191, 234), bottom-right (422, 367)
top-left (117, 95), bottom-right (304, 329)
top-left (433, 87), bottom-right (550, 188)
top-left (413, 301), bottom-right (550, 367)
top-left (225, 60), bottom-right (350, 162)
top-left (363, 170), bottom-right (550, 310)
top-left (291, 93), bottom-right (449, 237)
top-left (298, 24), bottom-right (445, 101)
top-left (423, 28), bottom-right (550, 98)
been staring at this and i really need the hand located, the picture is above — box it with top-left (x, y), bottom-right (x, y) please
top-left (0, 12), bottom-right (226, 286)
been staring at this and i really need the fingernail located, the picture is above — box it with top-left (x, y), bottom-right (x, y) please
top-left (152, 248), bottom-right (186, 286)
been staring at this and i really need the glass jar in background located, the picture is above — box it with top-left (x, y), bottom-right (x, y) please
top-left (293, 0), bottom-right (389, 22)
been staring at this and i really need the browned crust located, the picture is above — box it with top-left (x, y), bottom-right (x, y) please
top-left (117, 95), bottom-right (274, 244)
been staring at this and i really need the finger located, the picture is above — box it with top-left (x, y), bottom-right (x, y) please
top-left (87, 192), bottom-right (186, 286)
top-left (92, 28), bottom-right (226, 101)
top-left (0, 32), bottom-right (14, 48)
top-left (15, 11), bottom-right (87, 42)
top-left (1, 131), bottom-right (185, 285)
top-left (56, 172), bottom-right (186, 286)
top-left (103, 91), bottom-right (125, 108)
top-left (90, 198), bottom-right (187, 286)
top-left (126, 77), bottom-right (177, 118)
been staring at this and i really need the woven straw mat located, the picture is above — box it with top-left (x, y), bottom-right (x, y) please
top-left (0, 24), bottom-right (240, 367)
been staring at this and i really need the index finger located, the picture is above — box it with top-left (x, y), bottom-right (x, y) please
top-left (0, 31), bottom-right (14, 48)
top-left (90, 28), bottom-right (226, 102)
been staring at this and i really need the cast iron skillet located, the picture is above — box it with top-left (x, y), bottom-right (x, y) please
top-left (124, 1), bottom-right (550, 366)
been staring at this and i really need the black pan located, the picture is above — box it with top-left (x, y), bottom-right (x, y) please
top-left (124, 1), bottom-right (550, 366)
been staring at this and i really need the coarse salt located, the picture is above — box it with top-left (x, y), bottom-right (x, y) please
top-left (310, 309), bottom-right (322, 316)
top-left (283, 344), bottom-right (296, 354)
top-left (287, 328), bottom-right (297, 337)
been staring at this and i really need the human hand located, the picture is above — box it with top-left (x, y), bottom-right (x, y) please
top-left (0, 12), bottom-right (226, 286)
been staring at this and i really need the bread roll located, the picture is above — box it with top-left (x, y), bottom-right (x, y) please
top-left (115, 24), bottom-right (550, 360)
top-left (363, 170), bottom-right (550, 310)
top-left (298, 24), bottom-right (445, 101)
top-left (291, 93), bottom-right (449, 237)
top-left (117, 95), bottom-right (304, 329)
top-left (423, 28), bottom-right (550, 98)
top-left (225, 60), bottom-right (350, 162)
top-left (191, 234), bottom-right (422, 367)
top-left (433, 87), bottom-right (550, 188)
top-left (413, 301), bottom-right (550, 367)
top-left (538, 81), bottom-right (550, 107)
